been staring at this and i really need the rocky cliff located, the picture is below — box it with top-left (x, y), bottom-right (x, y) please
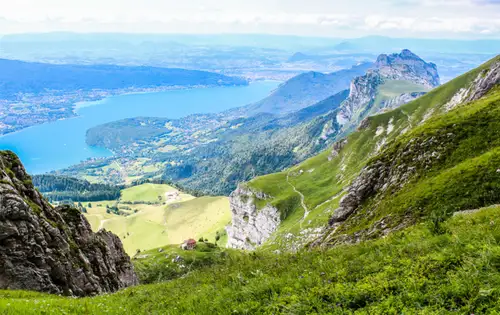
top-left (336, 72), bottom-right (382, 125)
top-left (0, 151), bottom-right (138, 296)
top-left (337, 49), bottom-right (440, 125)
top-left (444, 60), bottom-right (500, 111)
top-left (226, 185), bottom-right (280, 250)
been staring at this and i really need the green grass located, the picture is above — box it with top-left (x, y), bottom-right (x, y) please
top-left (133, 242), bottom-right (234, 284)
top-left (326, 87), bottom-right (500, 243)
top-left (373, 79), bottom-right (430, 108)
top-left (163, 196), bottom-right (231, 246)
top-left (120, 183), bottom-right (178, 203)
top-left (3, 206), bottom-right (500, 314)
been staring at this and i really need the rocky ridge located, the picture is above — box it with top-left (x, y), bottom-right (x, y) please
top-left (337, 50), bottom-right (440, 126)
top-left (444, 60), bottom-right (500, 111)
top-left (375, 49), bottom-right (440, 88)
top-left (326, 59), bottom-right (500, 245)
top-left (0, 151), bottom-right (138, 296)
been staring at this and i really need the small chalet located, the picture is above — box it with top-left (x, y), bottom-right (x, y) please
top-left (181, 238), bottom-right (197, 250)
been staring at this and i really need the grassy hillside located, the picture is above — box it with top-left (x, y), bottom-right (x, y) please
top-left (82, 183), bottom-right (230, 254)
top-left (2, 206), bottom-right (500, 313)
top-left (133, 242), bottom-right (234, 284)
top-left (323, 86), bottom-right (500, 244)
top-left (373, 79), bottom-right (430, 107)
top-left (245, 55), bottom-right (500, 249)
top-left (120, 183), bottom-right (182, 203)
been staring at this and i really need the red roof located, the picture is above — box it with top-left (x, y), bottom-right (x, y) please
top-left (186, 239), bottom-right (196, 245)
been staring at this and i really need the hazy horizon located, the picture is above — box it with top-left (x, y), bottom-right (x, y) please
top-left (1, 0), bottom-right (499, 39)
top-left (2, 32), bottom-right (500, 41)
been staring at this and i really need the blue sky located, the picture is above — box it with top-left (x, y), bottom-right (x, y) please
top-left (0, 0), bottom-right (499, 38)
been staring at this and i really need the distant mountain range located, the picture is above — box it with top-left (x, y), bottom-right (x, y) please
top-left (0, 58), bottom-right (247, 100)
top-left (332, 36), bottom-right (500, 54)
top-left (2, 33), bottom-right (500, 54)
top-left (236, 62), bottom-right (373, 116)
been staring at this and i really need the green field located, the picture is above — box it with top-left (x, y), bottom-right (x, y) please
top-left (121, 183), bottom-right (181, 202)
top-left (82, 183), bottom-right (231, 254)
top-left (373, 79), bottom-right (430, 109)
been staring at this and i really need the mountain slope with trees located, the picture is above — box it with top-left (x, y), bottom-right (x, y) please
top-left (65, 50), bottom-right (436, 196)
top-left (227, 55), bottom-right (499, 251)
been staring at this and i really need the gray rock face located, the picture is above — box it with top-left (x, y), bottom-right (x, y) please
top-left (0, 151), bottom-right (138, 296)
top-left (375, 49), bottom-right (440, 89)
top-left (328, 139), bottom-right (348, 161)
top-left (379, 92), bottom-right (427, 111)
top-left (337, 72), bottom-right (382, 125)
top-left (329, 134), bottom-right (449, 226)
top-left (226, 185), bottom-right (280, 250)
top-left (445, 61), bottom-right (500, 111)
top-left (337, 50), bottom-right (439, 126)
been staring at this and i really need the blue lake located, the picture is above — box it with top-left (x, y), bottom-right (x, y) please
top-left (0, 81), bottom-right (279, 174)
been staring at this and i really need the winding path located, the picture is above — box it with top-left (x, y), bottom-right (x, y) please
top-left (286, 172), bottom-right (310, 228)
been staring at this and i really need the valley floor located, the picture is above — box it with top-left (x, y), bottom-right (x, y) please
top-left (2, 205), bottom-right (500, 314)
top-left (82, 183), bottom-right (230, 254)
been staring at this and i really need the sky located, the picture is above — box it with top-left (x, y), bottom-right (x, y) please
top-left (0, 0), bottom-right (500, 38)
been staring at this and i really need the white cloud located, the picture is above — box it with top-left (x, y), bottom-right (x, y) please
top-left (0, 0), bottom-right (498, 38)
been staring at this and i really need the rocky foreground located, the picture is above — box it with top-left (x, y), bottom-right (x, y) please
top-left (0, 151), bottom-right (138, 296)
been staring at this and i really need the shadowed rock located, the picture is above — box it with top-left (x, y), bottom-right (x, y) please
top-left (0, 151), bottom-right (138, 296)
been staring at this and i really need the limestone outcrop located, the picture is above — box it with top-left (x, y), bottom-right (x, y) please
top-left (226, 185), bottom-right (280, 250)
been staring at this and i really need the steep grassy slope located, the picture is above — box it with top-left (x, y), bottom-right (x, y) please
top-left (3, 206), bottom-right (500, 313)
top-left (82, 183), bottom-right (230, 254)
top-left (322, 87), bottom-right (500, 245)
top-left (242, 55), bottom-right (500, 249)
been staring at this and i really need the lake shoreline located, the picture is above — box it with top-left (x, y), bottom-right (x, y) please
top-left (1, 83), bottom-right (252, 138)
top-left (0, 81), bottom-right (280, 174)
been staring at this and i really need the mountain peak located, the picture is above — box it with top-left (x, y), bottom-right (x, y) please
top-left (376, 49), bottom-right (422, 67)
top-left (287, 52), bottom-right (309, 62)
top-left (374, 49), bottom-right (440, 88)
top-left (336, 50), bottom-right (440, 126)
